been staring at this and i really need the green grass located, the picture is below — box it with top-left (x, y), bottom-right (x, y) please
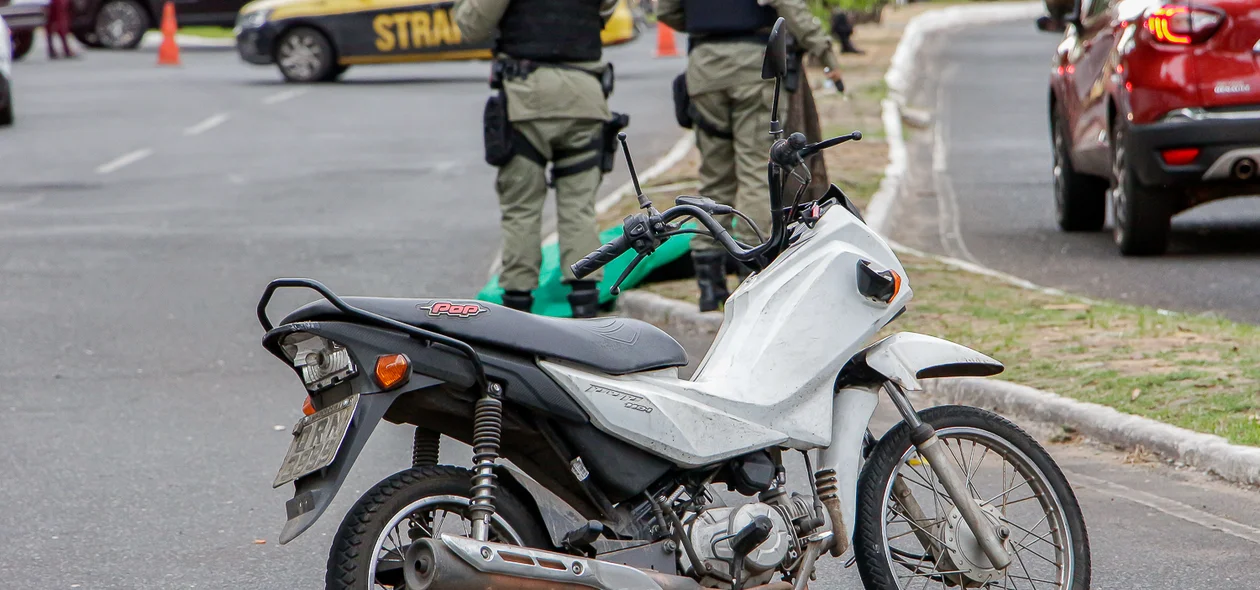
top-left (639, 254), bottom-right (1260, 447)
top-left (180, 26), bottom-right (235, 39)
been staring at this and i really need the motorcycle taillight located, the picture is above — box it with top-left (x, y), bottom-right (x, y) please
top-left (1144, 5), bottom-right (1224, 45)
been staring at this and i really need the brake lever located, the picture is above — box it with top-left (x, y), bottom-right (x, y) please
top-left (609, 251), bottom-right (647, 295)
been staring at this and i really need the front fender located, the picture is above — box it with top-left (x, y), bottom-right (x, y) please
top-left (862, 332), bottom-right (1003, 392)
top-left (278, 376), bottom-right (443, 544)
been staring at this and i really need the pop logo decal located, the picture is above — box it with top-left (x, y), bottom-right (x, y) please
top-left (420, 301), bottom-right (488, 318)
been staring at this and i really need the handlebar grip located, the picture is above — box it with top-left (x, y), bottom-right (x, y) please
top-left (571, 234), bottom-right (630, 279)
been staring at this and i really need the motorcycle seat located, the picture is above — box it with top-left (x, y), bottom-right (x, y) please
top-left (282, 297), bottom-right (688, 376)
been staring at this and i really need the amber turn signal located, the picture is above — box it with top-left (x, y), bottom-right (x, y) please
top-left (375, 354), bottom-right (411, 390)
top-left (302, 396), bottom-right (316, 416)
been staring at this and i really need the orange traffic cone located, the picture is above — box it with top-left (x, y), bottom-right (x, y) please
top-left (655, 22), bottom-right (679, 58)
top-left (157, 1), bottom-right (180, 66)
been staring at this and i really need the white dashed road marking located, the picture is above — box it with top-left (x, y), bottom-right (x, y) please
top-left (96, 149), bottom-right (154, 175)
top-left (262, 88), bottom-right (310, 105)
top-left (184, 113), bottom-right (231, 136)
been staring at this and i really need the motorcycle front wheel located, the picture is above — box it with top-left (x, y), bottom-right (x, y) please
top-left (326, 465), bottom-right (549, 590)
top-left (854, 405), bottom-right (1091, 590)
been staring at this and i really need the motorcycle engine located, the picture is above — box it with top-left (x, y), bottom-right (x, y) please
top-left (681, 503), bottom-right (793, 586)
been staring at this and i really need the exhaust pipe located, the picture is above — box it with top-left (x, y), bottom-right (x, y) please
top-left (1233, 158), bottom-right (1257, 181)
top-left (404, 535), bottom-right (704, 590)
top-left (403, 536), bottom-right (795, 590)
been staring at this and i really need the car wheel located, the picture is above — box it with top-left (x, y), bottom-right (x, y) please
top-left (275, 27), bottom-right (337, 83)
top-left (1052, 102), bottom-right (1106, 231)
top-left (11, 30), bottom-right (34, 60)
top-left (94, 0), bottom-right (150, 50)
top-left (1111, 120), bottom-right (1171, 256)
top-left (74, 30), bottom-right (105, 48)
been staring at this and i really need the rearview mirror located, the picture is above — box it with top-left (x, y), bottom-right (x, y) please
top-left (761, 18), bottom-right (788, 81)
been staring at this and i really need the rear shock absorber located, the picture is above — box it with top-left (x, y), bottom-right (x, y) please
top-left (468, 382), bottom-right (504, 541)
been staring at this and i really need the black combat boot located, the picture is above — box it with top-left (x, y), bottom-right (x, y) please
top-left (567, 280), bottom-right (600, 319)
top-left (692, 250), bottom-right (730, 312)
top-left (502, 290), bottom-right (533, 313)
top-left (830, 12), bottom-right (865, 54)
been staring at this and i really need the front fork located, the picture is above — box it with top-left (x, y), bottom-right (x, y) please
top-left (883, 382), bottom-right (1012, 570)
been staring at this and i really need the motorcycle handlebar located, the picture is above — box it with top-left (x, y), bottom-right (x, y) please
top-left (569, 204), bottom-right (757, 279)
top-left (571, 234), bottom-right (630, 279)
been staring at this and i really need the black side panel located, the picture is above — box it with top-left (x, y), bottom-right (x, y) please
top-left (561, 423), bottom-right (673, 504)
top-left (480, 349), bottom-right (589, 424)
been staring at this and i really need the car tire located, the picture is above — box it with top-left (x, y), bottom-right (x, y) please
top-left (94, 0), bottom-right (150, 50)
top-left (73, 30), bottom-right (105, 48)
top-left (0, 77), bottom-right (13, 127)
top-left (11, 30), bottom-right (34, 60)
top-left (275, 27), bottom-right (337, 83)
top-left (1051, 102), bottom-right (1107, 232)
top-left (1111, 120), bottom-right (1171, 256)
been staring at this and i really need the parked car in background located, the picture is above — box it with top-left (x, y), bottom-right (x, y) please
top-left (0, 0), bottom-right (46, 59)
top-left (1, 15), bottom-right (14, 125)
top-left (1041, 0), bottom-right (1260, 255)
top-left (235, 0), bottom-right (640, 83)
top-left (71, 0), bottom-right (247, 49)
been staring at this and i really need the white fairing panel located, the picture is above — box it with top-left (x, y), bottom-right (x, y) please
top-left (863, 332), bottom-right (1004, 391)
top-left (542, 205), bottom-right (911, 467)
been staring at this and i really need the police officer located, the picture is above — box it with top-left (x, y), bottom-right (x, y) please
top-left (454, 0), bottom-right (619, 318)
top-left (658, 0), bottom-right (845, 312)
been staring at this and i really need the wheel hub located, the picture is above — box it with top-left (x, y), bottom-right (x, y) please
top-left (933, 504), bottom-right (1009, 587)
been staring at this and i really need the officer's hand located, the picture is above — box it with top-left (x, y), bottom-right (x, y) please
top-left (825, 68), bottom-right (845, 93)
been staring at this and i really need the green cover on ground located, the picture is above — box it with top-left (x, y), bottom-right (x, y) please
top-left (477, 225), bottom-right (694, 317)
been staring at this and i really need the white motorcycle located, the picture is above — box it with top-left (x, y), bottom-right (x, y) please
top-left (258, 19), bottom-right (1090, 590)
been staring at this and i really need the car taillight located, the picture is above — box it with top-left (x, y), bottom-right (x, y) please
top-left (1144, 5), bottom-right (1224, 45)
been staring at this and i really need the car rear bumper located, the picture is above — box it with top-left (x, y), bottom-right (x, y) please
top-left (235, 25), bottom-right (278, 65)
top-left (0, 7), bottom-right (48, 31)
top-left (1128, 111), bottom-right (1260, 193)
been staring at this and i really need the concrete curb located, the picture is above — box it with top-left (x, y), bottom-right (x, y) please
top-left (615, 2), bottom-right (1260, 488)
top-left (929, 379), bottom-right (1260, 487)
top-left (867, 1), bottom-right (1043, 235)
top-left (140, 32), bottom-right (236, 49)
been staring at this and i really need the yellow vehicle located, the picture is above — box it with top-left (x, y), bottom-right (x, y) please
top-left (235, 0), bottom-right (641, 82)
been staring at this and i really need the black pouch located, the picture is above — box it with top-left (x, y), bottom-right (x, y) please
top-left (672, 73), bottom-right (694, 129)
top-left (600, 112), bottom-right (631, 173)
top-left (600, 63), bottom-right (616, 98)
top-left (483, 90), bottom-right (515, 167)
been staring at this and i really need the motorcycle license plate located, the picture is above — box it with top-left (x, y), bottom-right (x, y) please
top-left (272, 394), bottom-right (359, 488)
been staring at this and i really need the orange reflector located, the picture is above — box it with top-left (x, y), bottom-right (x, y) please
top-left (891, 270), bottom-right (903, 300)
top-left (302, 396), bottom-right (316, 416)
top-left (1161, 147), bottom-right (1200, 166)
top-left (375, 354), bottom-right (411, 390)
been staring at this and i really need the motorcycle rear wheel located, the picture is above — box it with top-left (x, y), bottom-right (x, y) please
top-left (326, 465), bottom-right (548, 590)
top-left (854, 405), bottom-right (1091, 590)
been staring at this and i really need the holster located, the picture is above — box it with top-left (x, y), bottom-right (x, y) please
top-left (483, 89), bottom-right (515, 167)
top-left (785, 50), bottom-right (804, 94)
top-left (671, 73), bottom-right (733, 141)
top-left (600, 112), bottom-right (631, 173)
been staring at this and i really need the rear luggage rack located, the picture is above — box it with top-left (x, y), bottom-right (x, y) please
top-left (257, 278), bottom-right (489, 391)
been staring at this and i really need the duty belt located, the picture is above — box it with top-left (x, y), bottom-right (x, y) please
top-left (687, 32), bottom-right (772, 53)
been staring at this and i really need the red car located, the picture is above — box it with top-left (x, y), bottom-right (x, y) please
top-left (1041, 0), bottom-right (1260, 255)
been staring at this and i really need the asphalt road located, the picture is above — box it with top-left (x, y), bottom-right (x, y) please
top-left (891, 22), bottom-right (1260, 323)
top-left (0, 40), bottom-right (683, 587)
